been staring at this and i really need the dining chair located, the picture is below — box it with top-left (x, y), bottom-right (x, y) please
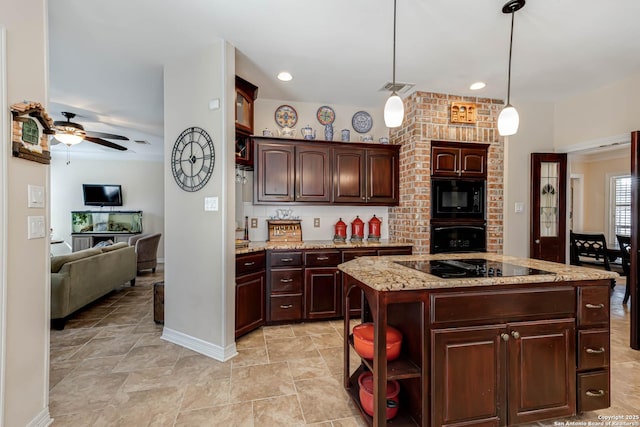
top-left (616, 234), bottom-right (631, 304)
top-left (569, 231), bottom-right (615, 290)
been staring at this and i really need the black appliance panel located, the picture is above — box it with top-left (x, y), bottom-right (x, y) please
top-left (395, 258), bottom-right (555, 279)
top-left (431, 224), bottom-right (486, 253)
top-left (432, 179), bottom-right (484, 219)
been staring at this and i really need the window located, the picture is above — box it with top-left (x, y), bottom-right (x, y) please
top-left (610, 175), bottom-right (631, 246)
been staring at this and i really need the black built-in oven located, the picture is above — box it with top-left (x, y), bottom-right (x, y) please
top-left (432, 179), bottom-right (485, 219)
top-left (431, 223), bottom-right (487, 253)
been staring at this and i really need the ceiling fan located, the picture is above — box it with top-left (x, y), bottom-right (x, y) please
top-left (52, 111), bottom-right (129, 151)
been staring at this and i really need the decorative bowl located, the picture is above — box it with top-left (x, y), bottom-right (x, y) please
top-left (352, 323), bottom-right (402, 361)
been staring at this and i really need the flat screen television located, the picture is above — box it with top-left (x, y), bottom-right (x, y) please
top-left (82, 184), bottom-right (123, 207)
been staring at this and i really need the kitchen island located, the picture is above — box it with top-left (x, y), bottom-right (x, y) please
top-left (338, 253), bottom-right (618, 427)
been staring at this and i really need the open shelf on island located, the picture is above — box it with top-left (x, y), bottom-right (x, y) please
top-left (349, 334), bottom-right (421, 380)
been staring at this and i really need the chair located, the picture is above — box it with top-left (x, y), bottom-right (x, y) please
top-left (569, 232), bottom-right (615, 290)
top-left (128, 233), bottom-right (162, 274)
top-left (616, 234), bottom-right (631, 304)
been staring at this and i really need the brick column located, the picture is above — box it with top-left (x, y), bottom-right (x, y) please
top-left (388, 92), bottom-right (504, 254)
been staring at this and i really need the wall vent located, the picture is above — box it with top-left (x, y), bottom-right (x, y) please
top-left (381, 81), bottom-right (415, 93)
top-left (134, 140), bottom-right (150, 145)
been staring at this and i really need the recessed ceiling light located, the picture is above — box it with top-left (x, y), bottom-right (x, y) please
top-left (470, 82), bottom-right (486, 90)
top-left (277, 72), bottom-right (293, 82)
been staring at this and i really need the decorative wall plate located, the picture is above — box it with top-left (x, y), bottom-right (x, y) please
top-left (316, 106), bottom-right (335, 125)
top-left (274, 105), bottom-right (298, 128)
top-left (352, 111), bottom-right (373, 134)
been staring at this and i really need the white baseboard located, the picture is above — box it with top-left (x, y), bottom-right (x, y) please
top-left (27, 407), bottom-right (53, 427)
top-left (161, 327), bottom-right (237, 362)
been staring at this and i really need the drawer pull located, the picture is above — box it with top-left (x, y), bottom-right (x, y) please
top-left (243, 261), bottom-right (255, 266)
top-left (585, 303), bottom-right (605, 309)
top-left (316, 256), bottom-right (329, 261)
top-left (500, 333), bottom-right (510, 342)
top-left (585, 389), bottom-right (605, 397)
top-left (281, 258), bottom-right (294, 262)
top-left (586, 347), bottom-right (606, 354)
top-left (511, 331), bottom-right (520, 339)
top-left (280, 278), bottom-right (293, 283)
top-left (279, 304), bottom-right (293, 309)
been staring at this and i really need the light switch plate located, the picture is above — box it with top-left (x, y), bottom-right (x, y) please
top-left (28, 216), bottom-right (45, 239)
top-left (28, 185), bottom-right (45, 208)
top-left (514, 202), bottom-right (524, 213)
top-left (204, 197), bottom-right (218, 211)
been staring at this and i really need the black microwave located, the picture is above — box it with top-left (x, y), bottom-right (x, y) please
top-left (432, 179), bottom-right (485, 219)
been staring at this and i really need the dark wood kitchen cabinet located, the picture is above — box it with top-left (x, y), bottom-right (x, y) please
top-left (431, 140), bottom-right (488, 178)
top-left (267, 250), bottom-right (304, 322)
top-left (254, 140), bottom-right (331, 203)
top-left (332, 147), bottom-right (399, 205)
top-left (235, 76), bottom-right (258, 168)
top-left (304, 250), bottom-right (342, 319)
top-left (235, 251), bottom-right (266, 338)
top-left (253, 137), bottom-right (399, 206)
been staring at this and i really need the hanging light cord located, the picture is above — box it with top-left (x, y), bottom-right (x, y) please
top-left (391, 0), bottom-right (397, 94)
top-left (506, 10), bottom-right (515, 105)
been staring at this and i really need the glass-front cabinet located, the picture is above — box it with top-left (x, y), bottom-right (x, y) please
top-left (71, 210), bottom-right (143, 251)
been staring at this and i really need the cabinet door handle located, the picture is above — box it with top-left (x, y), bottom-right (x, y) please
top-left (281, 258), bottom-right (294, 262)
top-left (585, 389), bottom-right (605, 397)
top-left (361, 196), bottom-right (366, 200)
top-left (279, 304), bottom-right (293, 309)
top-left (586, 347), bottom-right (606, 354)
top-left (316, 256), bottom-right (329, 261)
top-left (280, 278), bottom-right (293, 283)
top-left (585, 303), bottom-right (605, 309)
top-left (500, 333), bottom-right (510, 342)
top-left (243, 261), bottom-right (255, 266)
top-left (511, 331), bottom-right (520, 339)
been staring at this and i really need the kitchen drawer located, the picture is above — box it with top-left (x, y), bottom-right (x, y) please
top-left (269, 251), bottom-right (303, 267)
top-left (577, 371), bottom-right (610, 413)
top-left (577, 286), bottom-right (609, 327)
top-left (304, 250), bottom-right (341, 267)
top-left (270, 268), bottom-right (303, 294)
top-left (577, 329), bottom-right (609, 370)
top-left (342, 249), bottom-right (377, 262)
top-left (236, 251), bottom-right (265, 276)
top-left (270, 295), bottom-right (303, 321)
top-left (377, 246), bottom-right (412, 256)
top-left (431, 287), bottom-right (575, 326)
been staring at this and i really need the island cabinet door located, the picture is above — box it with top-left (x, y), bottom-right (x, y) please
top-left (432, 325), bottom-right (507, 427)
top-left (507, 319), bottom-right (576, 425)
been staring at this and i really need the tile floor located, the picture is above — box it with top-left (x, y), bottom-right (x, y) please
top-left (49, 266), bottom-right (639, 426)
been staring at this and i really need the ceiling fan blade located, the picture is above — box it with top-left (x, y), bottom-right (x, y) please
top-left (84, 136), bottom-right (128, 151)
top-left (85, 130), bottom-right (129, 140)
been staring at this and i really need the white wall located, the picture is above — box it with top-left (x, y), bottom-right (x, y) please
top-left (163, 41), bottom-right (236, 360)
top-left (503, 101), bottom-right (556, 257)
top-left (50, 155), bottom-right (165, 257)
top-left (1, 1), bottom-right (51, 426)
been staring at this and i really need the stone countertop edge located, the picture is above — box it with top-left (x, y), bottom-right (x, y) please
top-left (337, 252), bottom-right (619, 292)
top-left (235, 239), bottom-right (412, 255)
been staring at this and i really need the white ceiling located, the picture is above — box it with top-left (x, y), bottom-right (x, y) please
top-left (47, 0), bottom-right (640, 160)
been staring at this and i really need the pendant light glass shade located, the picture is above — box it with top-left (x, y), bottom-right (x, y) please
top-left (384, 92), bottom-right (404, 128)
top-left (498, 104), bottom-right (519, 136)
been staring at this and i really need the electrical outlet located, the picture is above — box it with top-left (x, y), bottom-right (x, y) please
top-left (251, 218), bottom-right (258, 228)
top-left (314, 218), bottom-right (320, 228)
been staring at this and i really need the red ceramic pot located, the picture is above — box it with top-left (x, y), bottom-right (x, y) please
top-left (351, 216), bottom-right (365, 242)
top-left (353, 323), bottom-right (402, 361)
top-left (358, 371), bottom-right (400, 420)
top-left (334, 218), bottom-right (347, 242)
top-left (367, 214), bottom-right (381, 240)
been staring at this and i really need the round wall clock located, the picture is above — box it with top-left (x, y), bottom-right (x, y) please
top-left (274, 105), bottom-right (298, 128)
top-left (316, 106), bottom-right (335, 125)
top-left (171, 127), bottom-right (215, 192)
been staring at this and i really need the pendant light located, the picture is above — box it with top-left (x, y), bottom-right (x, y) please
top-left (384, 0), bottom-right (404, 128)
top-left (498, 0), bottom-right (525, 137)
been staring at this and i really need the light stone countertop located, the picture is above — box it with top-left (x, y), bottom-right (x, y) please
top-left (338, 252), bottom-right (619, 292)
top-left (235, 239), bottom-right (412, 255)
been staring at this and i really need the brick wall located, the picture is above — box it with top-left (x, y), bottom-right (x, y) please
top-left (388, 91), bottom-right (504, 254)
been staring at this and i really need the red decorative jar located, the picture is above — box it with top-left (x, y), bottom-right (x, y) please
top-left (368, 214), bottom-right (381, 242)
top-left (334, 218), bottom-right (347, 242)
top-left (358, 371), bottom-right (400, 420)
top-left (350, 216), bottom-right (364, 242)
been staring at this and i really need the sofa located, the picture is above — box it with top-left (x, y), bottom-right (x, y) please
top-left (50, 242), bottom-right (137, 329)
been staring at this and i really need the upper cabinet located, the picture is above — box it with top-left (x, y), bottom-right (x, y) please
top-left (253, 137), bottom-right (399, 206)
top-left (235, 76), bottom-right (258, 168)
top-left (431, 140), bottom-right (489, 178)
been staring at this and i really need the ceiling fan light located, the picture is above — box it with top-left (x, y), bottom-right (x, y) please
top-left (498, 104), bottom-right (519, 136)
top-left (54, 132), bottom-right (84, 146)
top-left (384, 93), bottom-right (404, 128)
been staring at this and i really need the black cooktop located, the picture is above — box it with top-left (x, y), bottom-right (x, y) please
top-left (395, 258), bottom-right (555, 279)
